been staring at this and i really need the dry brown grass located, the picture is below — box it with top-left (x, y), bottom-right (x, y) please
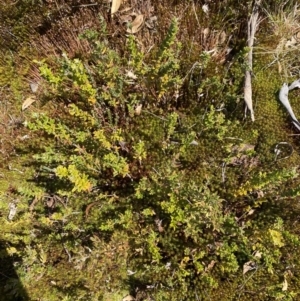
top-left (259, 2), bottom-right (300, 76)
top-left (27, 0), bottom-right (234, 63)
top-left (31, 7), bottom-right (100, 59)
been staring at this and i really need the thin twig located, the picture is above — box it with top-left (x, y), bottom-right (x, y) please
top-left (221, 162), bottom-right (226, 183)
top-left (244, 0), bottom-right (262, 121)
top-left (192, 1), bottom-right (201, 29)
top-left (143, 110), bottom-right (167, 121)
top-left (72, 3), bottom-right (101, 8)
top-left (237, 266), bottom-right (259, 300)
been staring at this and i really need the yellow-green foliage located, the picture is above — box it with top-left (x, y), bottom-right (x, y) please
top-left (36, 55), bottom-right (97, 104)
top-left (2, 6), bottom-right (300, 301)
top-left (24, 31), bottom-right (300, 299)
top-left (127, 18), bottom-right (182, 105)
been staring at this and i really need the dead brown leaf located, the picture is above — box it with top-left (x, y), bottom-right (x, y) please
top-left (30, 82), bottom-right (39, 93)
top-left (135, 104), bottom-right (142, 115)
top-left (202, 28), bottom-right (210, 40)
top-left (247, 208), bottom-right (255, 216)
top-left (127, 14), bottom-right (144, 34)
top-left (243, 261), bottom-right (256, 274)
top-left (111, 0), bottom-right (122, 15)
top-left (22, 96), bottom-right (36, 111)
top-left (126, 70), bottom-right (137, 79)
top-left (282, 278), bottom-right (288, 291)
top-left (254, 250), bottom-right (262, 258)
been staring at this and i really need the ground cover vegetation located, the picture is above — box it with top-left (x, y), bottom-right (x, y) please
top-left (1, 0), bottom-right (300, 300)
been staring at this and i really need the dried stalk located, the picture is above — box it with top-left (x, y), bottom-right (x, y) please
top-left (244, 0), bottom-right (262, 121)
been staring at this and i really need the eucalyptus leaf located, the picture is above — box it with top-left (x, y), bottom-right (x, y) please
top-left (22, 96), bottom-right (36, 111)
top-left (126, 15), bottom-right (144, 34)
top-left (111, 0), bottom-right (122, 14)
top-left (243, 261), bottom-right (256, 274)
top-left (30, 82), bottom-right (39, 93)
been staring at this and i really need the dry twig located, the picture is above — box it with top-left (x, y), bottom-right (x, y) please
top-left (244, 0), bottom-right (262, 121)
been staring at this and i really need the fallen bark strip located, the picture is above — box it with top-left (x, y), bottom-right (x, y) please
top-left (279, 82), bottom-right (300, 131)
top-left (244, 0), bottom-right (262, 122)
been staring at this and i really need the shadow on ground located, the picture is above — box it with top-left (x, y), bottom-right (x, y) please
top-left (0, 242), bottom-right (28, 301)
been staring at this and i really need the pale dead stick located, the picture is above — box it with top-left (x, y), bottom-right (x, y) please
top-left (244, 0), bottom-right (262, 122)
